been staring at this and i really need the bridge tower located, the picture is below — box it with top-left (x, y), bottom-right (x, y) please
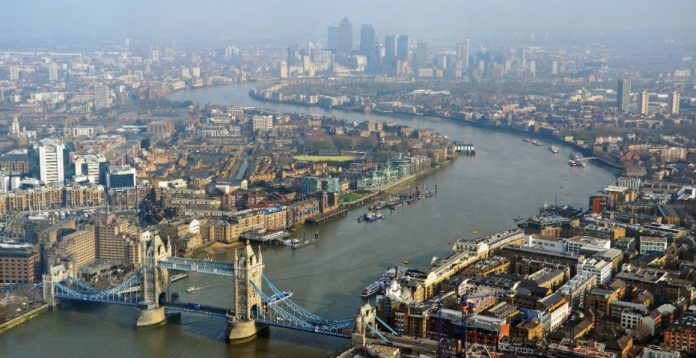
top-left (227, 240), bottom-right (268, 342)
top-left (137, 231), bottom-right (171, 327)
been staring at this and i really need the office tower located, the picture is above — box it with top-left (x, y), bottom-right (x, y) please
top-left (668, 91), bottom-right (680, 115)
top-left (360, 25), bottom-right (375, 55)
top-left (384, 35), bottom-right (397, 60)
top-left (124, 38), bottom-right (130, 48)
top-left (616, 79), bottom-right (631, 113)
top-left (337, 18), bottom-right (353, 54)
top-left (457, 39), bottom-right (470, 68)
top-left (48, 63), bottom-right (59, 82)
top-left (327, 25), bottom-right (339, 52)
top-left (373, 43), bottom-right (384, 68)
top-left (279, 61), bottom-right (288, 79)
top-left (224, 46), bottom-right (238, 58)
top-left (436, 54), bottom-right (448, 69)
top-left (360, 24), bottom-right (375, 69)
top-left (94, 85), bottom-right (110, 110)
top-left (639, 90), bottom-right (649, 115)
top-left (287, 46), bottom-right (301, 67)
top-left (415, 42), bottom-right (428, 70)
top-left (521, 48), bottom-right (527, 67)
top-left (191, 67), bottom-right (201, 78)
top-left (181, 67), bottom-right (191, 79)
top-left (551, 61), bottom-right (559, 75)
top-left (396, 35), bottom-right (409, 61)
top-left (63, 142), bottom-right (75, 182)
top-left (39, 138), bottom-right (65, 185)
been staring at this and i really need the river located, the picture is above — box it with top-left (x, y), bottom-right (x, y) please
top-left (0, 83), bottom-right (615, 358)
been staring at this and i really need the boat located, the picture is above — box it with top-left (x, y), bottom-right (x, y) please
top-left (290, 238), bottom-right (318, 249)
top-left (360, 281), bottom-right (384, 298)
top-left (186, 286), bottom-right (202, 293)
top-left (549, 145), bottom-right (559, 154)
top-left (358, 211), bottom-right (383, 223)
top-left (568, 159), bottom-right (586, 167)
top-left (514, 216), bottom-right (524, 221)
top-left (267, 291), bottom-right (293, 304)
top-left (531, 139), bottom-right (542, 146)
top-left (523, 138), bottom-right (531, 143)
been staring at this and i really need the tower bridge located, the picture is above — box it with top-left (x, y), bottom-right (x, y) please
top-left (41, 233), bottom-right (377, 343)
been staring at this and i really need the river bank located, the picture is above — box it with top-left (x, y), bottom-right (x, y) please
top-left (0, 304), bottom-right (49, 335)
top-left (248, 92), bottom-right (625, 173)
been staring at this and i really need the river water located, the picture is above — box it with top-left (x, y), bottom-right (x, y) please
top-left (0, 83), bottom-right (615, 357)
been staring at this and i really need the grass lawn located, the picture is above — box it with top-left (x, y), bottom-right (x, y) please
top-left (340, 191), bottom-right (371, 202)
top-left (293, 155), bottom-right (355, 162)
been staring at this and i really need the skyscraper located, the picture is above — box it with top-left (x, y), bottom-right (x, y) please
top-left (384, 35), bottom-right (397, 60)
top-left (287, 46), bottom-right (301, 67)
top-left (360, 25), bottom-right (376, 71)
top-left (668, 90), bottom-right (680, 115)
top-left (337, 18), bottom-right (353, 55)
top-left (396, 35), bottom-right (409, 61)
top-left (359, 24), bottom-right (375, 55)
top-left (327, 25), bottom-right (339, 52)
top-left (415, 42), bottom-right (428, 70)
top-left (617, 79), bottom-right (631, 113)
top-left (639, 90), bottom-right (649, 115)
top-left (39, 138), bottom-right (65, 186)
top-left (457, 39), bottom-right (470, 68)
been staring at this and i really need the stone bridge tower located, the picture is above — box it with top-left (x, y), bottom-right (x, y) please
top-left (227, 240), bottom-right (267, 342)
top-left (137, 231), bottom-right (171, 327)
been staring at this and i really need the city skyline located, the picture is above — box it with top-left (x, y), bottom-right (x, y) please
top-left (2, 0), bottom-right (696, 44)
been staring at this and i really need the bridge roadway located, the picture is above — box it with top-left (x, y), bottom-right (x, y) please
top-left (163, 302), bottom-right (232, 319)
top-left (157, 257), bottom-right (235, 276)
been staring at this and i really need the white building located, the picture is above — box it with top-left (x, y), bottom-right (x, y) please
top-left (616, 177), bottom-right (642, 191)
top-left (577, 258), bottom-right (612, 285)
top-left (566, 236), bottom-right (611, 255)
top-left (74, 155), bottom-right (107, 184)
top-left (71, 127), bottom-right (96, 137)
top-left (252, 115), bottom-right (273, 132)
top-left (527, 235), bottom-right (566, 253)
top-left (537, 292), bottom-right (571, 333)
top-left (38, 138), bottom-right (65, 185)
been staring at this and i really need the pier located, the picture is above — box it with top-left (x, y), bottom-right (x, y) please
top-left (305, 208), bottom-right (348, 224)
top-left (240, 230), bottom-right (290, 245)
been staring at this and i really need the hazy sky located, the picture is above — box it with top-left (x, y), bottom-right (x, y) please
top-left (2, 0), bottom-right (695, 43)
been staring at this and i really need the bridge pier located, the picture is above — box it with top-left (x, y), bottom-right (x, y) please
top-left (226, 319), bottom-right (268, 343)
top-left (136, 305), bottom-right (166, 327)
